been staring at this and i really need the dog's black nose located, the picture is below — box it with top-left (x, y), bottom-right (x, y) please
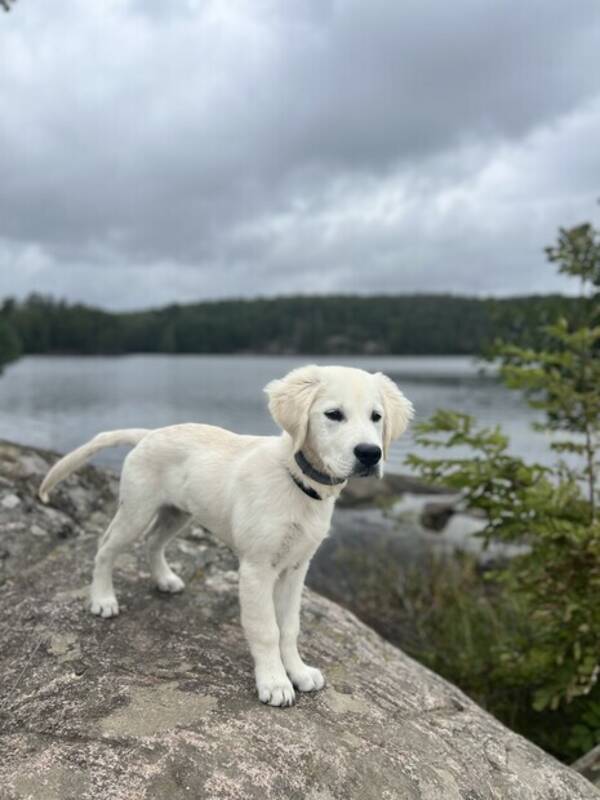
top-left (354, 443), bottom-right (382, 466)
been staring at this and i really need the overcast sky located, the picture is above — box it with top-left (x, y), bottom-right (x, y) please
top-left (1, 0), bottom-right (599, 310)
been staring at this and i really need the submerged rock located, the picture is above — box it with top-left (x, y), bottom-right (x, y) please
top-left (0, 439), bottom-right (597, 800)
top-left (338, 472), bottom-right (449, 508)
top-left (420, 499), bottom-right (457, 531)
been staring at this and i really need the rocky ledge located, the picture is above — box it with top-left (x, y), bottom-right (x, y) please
top-left (0, 440), bottom-right (598, 800)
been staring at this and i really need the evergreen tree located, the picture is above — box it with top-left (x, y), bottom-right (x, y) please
top-left (407, 220), bottom-right (600, 758)
top-left (0, 318), bottom-right (21, 365)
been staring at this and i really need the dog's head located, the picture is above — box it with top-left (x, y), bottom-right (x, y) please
top-left (264, 365), bottom-right (414, 480)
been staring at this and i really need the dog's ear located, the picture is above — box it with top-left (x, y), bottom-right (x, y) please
top-left (264, 365), bottom-right (321, 451)
top-left (375, 372), bottom-right (414, 459)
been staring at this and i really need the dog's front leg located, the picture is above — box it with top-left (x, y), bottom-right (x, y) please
top-left (274, 561), bottom-right (325, 693)
top-left (239, 560), bottom-right (296, 707)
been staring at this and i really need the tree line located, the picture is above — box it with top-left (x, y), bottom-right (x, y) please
top-left (0, 292), bottom-right (583, 365)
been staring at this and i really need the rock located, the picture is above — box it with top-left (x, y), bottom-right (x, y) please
top-left (0, 440), bottom-right (119, 583)
top-left (574, 745), bottom-right (600, 789)
top-left (1, 493), bottom-right (21, 509)
top-left (338, 472), bottom-right (449, 508)
top-left (308, 505), bottom-right (429, 607)
top-left (308, 496), bottom-right (489, 612)
top-left (421, 500), bottom-right (457, 531)
top-left (0, 439), bottom-right (598, 800)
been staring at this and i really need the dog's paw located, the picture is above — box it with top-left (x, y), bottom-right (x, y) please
top-left (257, 677), bottom-right (296, 707)
top-left (156, 573), bottom-right (185, 593)
top-left (289, 665), bottom-right (325, 693)
top-left (90, 595), bottom-right (119, 618)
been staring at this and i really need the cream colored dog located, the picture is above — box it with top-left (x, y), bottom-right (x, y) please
top-left (39, 365), bottom-right (413, 706)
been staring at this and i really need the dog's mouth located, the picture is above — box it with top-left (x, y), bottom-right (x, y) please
top-left (352, 464), bottom-right (379, 479)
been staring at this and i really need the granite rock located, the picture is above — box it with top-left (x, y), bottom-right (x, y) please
top-left (0, 439), bottom-right (598, 800)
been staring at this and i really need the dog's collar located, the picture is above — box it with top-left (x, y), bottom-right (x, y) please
top-left (288, 471), bottom-right (322, 501)
top-left (294, 451), bottom-right (346, 486)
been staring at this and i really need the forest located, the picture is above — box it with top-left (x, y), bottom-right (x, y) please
top-left (0, 292), bottom-right (583, 364)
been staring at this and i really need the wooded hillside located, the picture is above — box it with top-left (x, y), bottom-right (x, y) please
top-left (0, 292), bottom-right (582, 361)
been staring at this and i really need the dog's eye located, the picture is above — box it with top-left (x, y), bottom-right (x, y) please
top-left (371, 411), bottom-right (382, 423)
top-left (324, 409), bottom-right (344, 422)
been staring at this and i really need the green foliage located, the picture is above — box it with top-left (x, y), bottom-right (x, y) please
top-left (498, 319), bottom-right (600, 516)
top-left (1, 292), bottom-right (584, 358)
top-left (0, 314), bottom-right (21, 366)
top-left (567, 698), bottom-right (600, 756)
top-left (409, 413), bottom-right (600, 715)
top-left (406, 411), bottom-right (553, 541)
top-left (406, 220), bottom-right (600, 761)
top-left (545, 222), bottom-right (600, 290)
top-left (496, 221), bottom-right (600, 515)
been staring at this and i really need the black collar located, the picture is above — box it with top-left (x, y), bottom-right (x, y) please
top-left (289, 471), bottom-right (322, 501)
top-left (294, 451), bottom-right (346, 486)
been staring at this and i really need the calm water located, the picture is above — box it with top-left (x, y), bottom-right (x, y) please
top-left (0, 354), bottom-right (550, 472)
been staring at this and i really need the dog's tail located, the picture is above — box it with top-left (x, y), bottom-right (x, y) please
top-left (38, 428), bottom-right (150, 503)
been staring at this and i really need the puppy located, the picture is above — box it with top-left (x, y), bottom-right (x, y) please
top-left (39, 364), bottom-right (413, 706)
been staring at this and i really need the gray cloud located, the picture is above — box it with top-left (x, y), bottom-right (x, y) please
top-left (1, 0), bottom-right (599, 308)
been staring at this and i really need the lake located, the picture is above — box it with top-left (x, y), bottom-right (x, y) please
top-left (0, 354), bottom-right (551, 472)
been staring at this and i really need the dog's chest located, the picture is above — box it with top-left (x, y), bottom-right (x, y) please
top-left (270, 521), bottom-right (323, 570)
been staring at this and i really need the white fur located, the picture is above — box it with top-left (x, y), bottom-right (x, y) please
top-left (39, 365), bottom-right (413, 706)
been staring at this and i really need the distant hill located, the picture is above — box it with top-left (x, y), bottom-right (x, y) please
top-left (0, 292), bottom-right (583, 360)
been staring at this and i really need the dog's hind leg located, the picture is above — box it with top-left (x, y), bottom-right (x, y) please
top-left (146, 506), bottom-right (191, 593)
top-left (90, 501), bottom-right (157, 618)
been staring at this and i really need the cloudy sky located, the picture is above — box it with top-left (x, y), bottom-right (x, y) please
top-left (1, 0), bottom-right (599, 310)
